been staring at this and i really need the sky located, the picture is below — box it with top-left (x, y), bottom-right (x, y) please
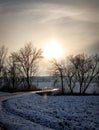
top-left (0, 0), bottom-right (99, 75)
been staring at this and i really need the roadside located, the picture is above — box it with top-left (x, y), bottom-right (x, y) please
top-left (0, 92), bottom-right (23, 130)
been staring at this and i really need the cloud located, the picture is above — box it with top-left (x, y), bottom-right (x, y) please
top-left (89, 42), bottom-right (99, 54)
top-left (0, 0), bottom-right (99, 13)
top-left (0, 0), bottom-right (99, 54)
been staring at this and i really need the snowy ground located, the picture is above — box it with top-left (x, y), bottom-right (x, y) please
top-left (0, 93), bottom-right (53, 130)
top-left (0, 93), bottom-right (99, 130)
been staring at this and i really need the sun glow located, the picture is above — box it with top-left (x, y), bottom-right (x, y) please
top-left (43, 40), bottom-right (64, 60)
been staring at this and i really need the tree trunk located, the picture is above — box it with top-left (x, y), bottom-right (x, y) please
top-left (27, 76), bottom-right (31, 89)
top-left (60, 72), bottom-right (64, 95)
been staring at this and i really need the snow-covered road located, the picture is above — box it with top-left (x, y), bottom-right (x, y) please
top-left (0, 92), bottom-right (54, 130)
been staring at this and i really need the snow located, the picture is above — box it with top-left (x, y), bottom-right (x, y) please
top-left (0, 94), bottom-right (53, 130)
top-left (0, 93), bottom-right (99, 130)
top-left (0, 109), bottom-right (53, 130)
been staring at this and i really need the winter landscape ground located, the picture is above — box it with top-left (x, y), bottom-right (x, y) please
top-left (0, 92), bottom-right (99, 130)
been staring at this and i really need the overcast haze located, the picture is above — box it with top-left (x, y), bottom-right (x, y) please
top-left (0, 0), bottom-right (99, 54)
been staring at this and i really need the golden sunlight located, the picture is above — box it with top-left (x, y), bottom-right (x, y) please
top-left (43, 39), bottom-right (64, 60)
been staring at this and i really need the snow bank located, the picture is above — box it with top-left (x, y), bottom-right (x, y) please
top-left (2, 94), bottom-right (99, 130)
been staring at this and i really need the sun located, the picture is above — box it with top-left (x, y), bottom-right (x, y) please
top-left (43, 39), bottom-right (64, 60)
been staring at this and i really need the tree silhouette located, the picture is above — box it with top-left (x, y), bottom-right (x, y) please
top-left (51, 59), bottom-right (65, 94)
top-left (14, 43), bottom-right (43, 89)
top-left (64, 63), bottom-right (77, 94)
top-left (0, 45), bottom-right (7, 77)
top-left (69, 54), bottom-right (99, 94)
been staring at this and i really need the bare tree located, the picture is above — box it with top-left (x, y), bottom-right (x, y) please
top-left (95, 75), bottom-right (99, 88)
top-left (64, 64), bottom-right (77, 94)
top-left (0, 66), bottom-right (9, 90)
top-left (69, 54), bottom-right (99, 94)
top-left (0, 46), bottom-right (8, 89)
top-left (51, 59), bottom-right (65, 94)
top-left (0, 45), bottom-right (7, 77)
top-left (15, 43), bottom-right (43, 89)
top-left (7, 53), bottom-right (22, 90)
top-left (51, 59), bottom-right (77, 94)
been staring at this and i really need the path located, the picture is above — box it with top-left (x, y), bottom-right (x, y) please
top-left (0, 90), bottom-right (58, 130)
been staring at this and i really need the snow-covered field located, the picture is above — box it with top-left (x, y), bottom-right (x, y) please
top-left (0, 94), bottom-right (99, 130)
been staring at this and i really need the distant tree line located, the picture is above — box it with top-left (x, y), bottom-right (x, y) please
top-left (51, 54), bottom-right (99, 95)
top-left (0, 43), bottom-right (42, 92)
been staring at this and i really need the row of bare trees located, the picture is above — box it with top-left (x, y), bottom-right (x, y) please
top-left (0, 43), bottom-right (42, 91)
top-left (51, 54), bottom-right (99, 94)
top-left (0, 43), bottom-right (99, 94)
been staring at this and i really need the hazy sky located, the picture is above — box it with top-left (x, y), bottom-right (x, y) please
top-left (0, 0), bottom-right (99, 55)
